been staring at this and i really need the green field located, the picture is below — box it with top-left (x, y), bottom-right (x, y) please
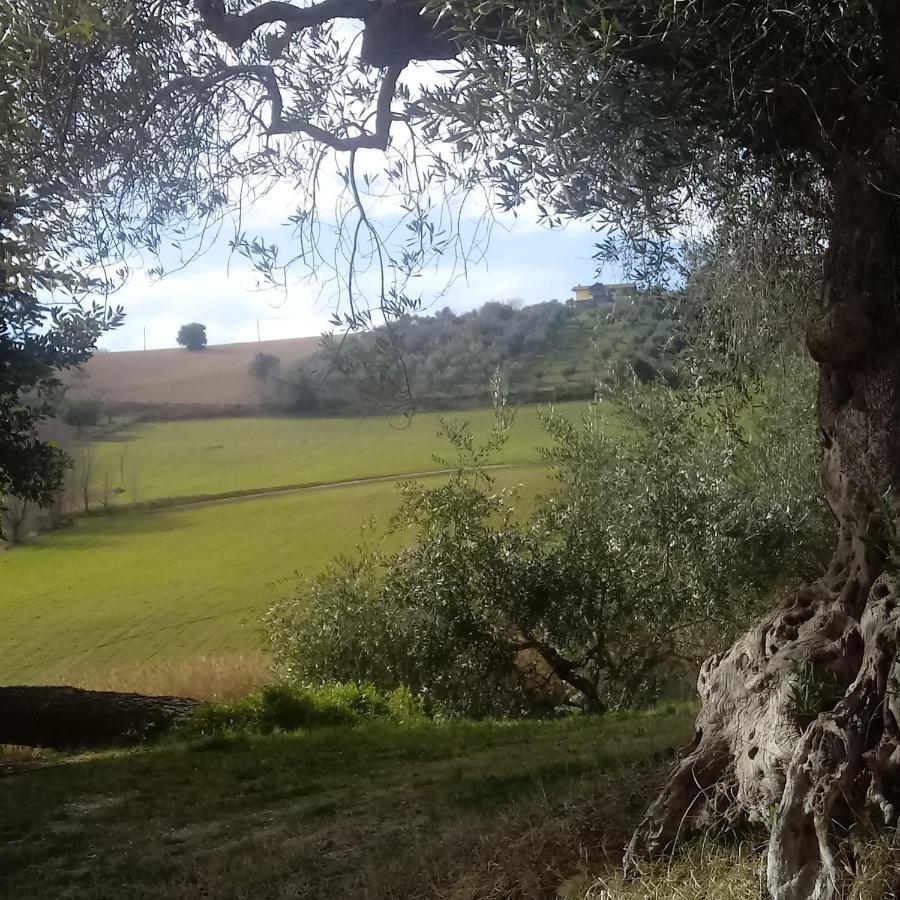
top-left (92, 403), bottom-right (588, 504)
top-left (4, 403), bottom-right (596, 683)
top-left (1, 467), bottom-right (550, 684)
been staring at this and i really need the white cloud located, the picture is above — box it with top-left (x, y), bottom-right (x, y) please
top-left (99, 206), bottom-right (616, 352)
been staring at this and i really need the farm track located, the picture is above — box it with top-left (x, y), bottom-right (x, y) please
top-left (148, 462), bottom-right (540, 513)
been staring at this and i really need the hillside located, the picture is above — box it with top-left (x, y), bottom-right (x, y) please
top-left (0, 404), bottom-right (597, 683)
top-left (69, 336), bottom-right (322, 408)
top-left (64, 297), bottom-right (678, 417)
top-left (261, 296), bottom-right (681, 415)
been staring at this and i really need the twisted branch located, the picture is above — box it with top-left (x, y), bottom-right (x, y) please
top-left (195, 0), bottom-right (372, 50)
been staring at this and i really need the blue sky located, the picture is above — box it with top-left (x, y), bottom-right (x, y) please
top-left (99, 205), bottom-right (622, 352)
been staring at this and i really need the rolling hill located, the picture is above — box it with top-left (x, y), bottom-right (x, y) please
top-left (64, 296), bottom-right (677, 416)
top-left (69, 335), bottom-right (322, 407)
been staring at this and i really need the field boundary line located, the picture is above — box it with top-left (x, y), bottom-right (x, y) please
top-left (146, 463), bottom-right (542, 513)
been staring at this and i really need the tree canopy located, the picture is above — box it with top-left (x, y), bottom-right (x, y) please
top-left (177, 322), bottom-right (208, 350)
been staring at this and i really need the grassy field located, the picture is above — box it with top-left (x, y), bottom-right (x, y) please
top-left (90, 402), bottom-right (590, 504)
top-left (2, 401), bottom-right (604, 683)
top-left (1, 467), bottom-right (549, 684)
top-left (0, 707), bottom-right (707, 900)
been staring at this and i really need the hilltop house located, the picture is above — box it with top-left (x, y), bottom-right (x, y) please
top-left (571, 282), bottom-right (636, 306)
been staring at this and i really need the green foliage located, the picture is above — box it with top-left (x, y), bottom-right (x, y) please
top-left (429, 1), bottom-right (840, 288)
top-left (267, 296), bottom-right (681, 414)
top-left (181, 682), bottom-right (424, 737)
top-left (60, 396), bottom-right (101, 429)
top-left (1, 199), bottom-right (121, 525)
top-left (268, 366), bottom-right (830, 716)
top-left (788, 661), bottom-right (846, 727)
top-left (176, 323), bottom-right (207, 351)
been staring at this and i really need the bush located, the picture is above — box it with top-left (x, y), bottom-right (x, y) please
top-left (176, 322), bottom-right (207, 351)
top-left (267, 367), bottom-right (829, 717)
top-left (60, 396), bottom-right (101, 428)
top-left (249, 352), bottom-right (281, 381)
top-left (181, 682), bottom-right (423, 737)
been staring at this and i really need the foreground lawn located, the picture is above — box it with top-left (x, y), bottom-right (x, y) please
top-left (0, 707), bottom-right (694, 900)
top-left (0, 468), bottom-right (547, 684)
top-left (91, 402), bottom-right (594, 503)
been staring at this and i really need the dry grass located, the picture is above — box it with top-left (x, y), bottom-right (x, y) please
top-left (851, 837), bottom-right (900, 899)
top-left (581, 841), bottom-right (766, 899)
top-left (0, 744), bottom-right (47, 764)
top-left (578, 837), bottom-right (900, 899)
top-left (71, 336), bottom-right (321, 406)
top-left (63, 652), bottom-right (271, 701)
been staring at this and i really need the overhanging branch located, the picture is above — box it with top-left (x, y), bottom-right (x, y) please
top-left (157, 61), bottom-right (404, 153)
top-left (195, 0), bottom-right (372, 50)
top-left (269, 64), bottom-right (403, 150)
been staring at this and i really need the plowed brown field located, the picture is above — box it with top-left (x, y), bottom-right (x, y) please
top-left (72, 336), bottom-right (321, 406)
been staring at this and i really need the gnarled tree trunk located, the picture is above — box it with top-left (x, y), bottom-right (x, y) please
top-left (629, 161), bottom-right (900, 899)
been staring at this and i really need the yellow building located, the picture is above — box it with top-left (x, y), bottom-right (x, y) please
top-left (571, 282), bottom-right (636, 305)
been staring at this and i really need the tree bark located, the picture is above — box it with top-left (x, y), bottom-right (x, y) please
top-left (0, 685), bottom-right (201, 749)
top-left (629, 160), bottom-right (900, 900)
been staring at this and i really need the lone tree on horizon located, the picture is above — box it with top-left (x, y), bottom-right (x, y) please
top-left (176, 322), bottom-right (208, 352)
top-left (14, 1), bottom-right (900, 896)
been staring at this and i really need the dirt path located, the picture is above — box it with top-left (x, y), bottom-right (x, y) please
top-left (151, 463), bottom-right (538, 513)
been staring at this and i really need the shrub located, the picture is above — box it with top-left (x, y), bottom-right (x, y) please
top-left (249, 351), bottom-right (281, 381)
top-left (60, 396), bottom-right (102, 428)
top-left (181, 682), bottom-right (423, 737)
top-left (176, 322), bottom-right (207, 351)
top-left (267, 364), bottom-right (829, 717)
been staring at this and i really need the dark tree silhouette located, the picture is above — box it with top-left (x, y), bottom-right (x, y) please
top-left (177, 322), bottom-right (208, 351)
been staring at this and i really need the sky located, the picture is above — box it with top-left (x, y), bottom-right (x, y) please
top-left (99, 203), bottom-right (621, 352)
top-left (94, 40), bottom-right (626, 353)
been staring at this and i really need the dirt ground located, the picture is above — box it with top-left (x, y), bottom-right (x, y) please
top-left (69, 336), bottom-right (321, 406)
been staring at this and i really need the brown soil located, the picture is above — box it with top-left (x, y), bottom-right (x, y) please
top-left (70, 336), bottom-right (321, 406)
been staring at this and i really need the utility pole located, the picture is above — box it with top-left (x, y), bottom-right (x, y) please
top-left (256, 317), bottom-right (261, 342)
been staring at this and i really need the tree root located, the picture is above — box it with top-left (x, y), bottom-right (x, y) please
top-left (628, 551), bottom-right (900, 900)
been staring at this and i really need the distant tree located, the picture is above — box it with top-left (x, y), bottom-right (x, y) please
top-left (1, 496), bottom-right (31, 545)
top-left (176, 323), bottom-right (207, 351)
top-left (100, 468), bottom-right (114, 512)
top-left (60, 397), bottom-right (101, 431)
top-left (249, 352), bottom-right (281, 381)
top-left (73, 446), bottom-right (96, 515)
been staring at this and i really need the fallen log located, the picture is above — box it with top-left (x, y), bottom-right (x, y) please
top-left (0, 685), bottom-right (202, 749)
